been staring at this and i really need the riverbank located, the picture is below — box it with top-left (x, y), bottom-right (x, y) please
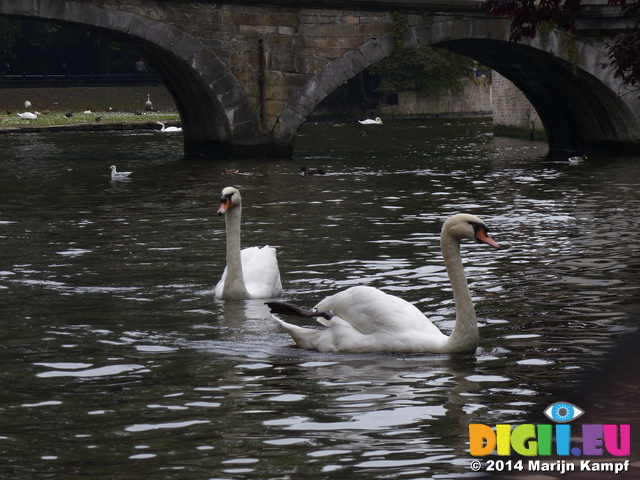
top-left (0, 85), bottom-right (180, 132)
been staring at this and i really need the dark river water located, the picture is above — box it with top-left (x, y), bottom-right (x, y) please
top-left (1, 118), bottom-right (639, 479)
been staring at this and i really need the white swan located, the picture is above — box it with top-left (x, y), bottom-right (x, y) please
top-left (145, 94), bottom-right (153, 111)
top-left (110, 165), bottom-right (132, 180)
top-left (214, 187), bottom-right (282, 300)
top-left (155, 121), bottom-right (182, 133)
top-left (568, 155), bottom-right (587, 164)
top-left (358, 117), bottom-right (383, 125)
top-left (269, 213), bottom-right (500, 353)
top-left (17, 112), bottom-right (38, 120)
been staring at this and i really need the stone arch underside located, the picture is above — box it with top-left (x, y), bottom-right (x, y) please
top-left (0, 1), bottom-right (260, 157)
top-left (437, 38), bottom-right (640, 155)
top-left (277, 19), bottom-right (640, 155)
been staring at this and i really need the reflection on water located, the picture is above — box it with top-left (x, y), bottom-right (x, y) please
top-left (1, 118), bottom-right (639, 479)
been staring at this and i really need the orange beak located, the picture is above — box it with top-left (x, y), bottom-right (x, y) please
top-left (475, 227), bottom-right (500, 248)
top-left (217, 197), bottom-right (231, 215)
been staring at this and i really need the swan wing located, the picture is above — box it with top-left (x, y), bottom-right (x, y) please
top-left (276, 287), bottom-right (450, 352)
top-left (240, 246), bottom-right (282, 298)
top-left (315, 286), bottom-right (443, 337)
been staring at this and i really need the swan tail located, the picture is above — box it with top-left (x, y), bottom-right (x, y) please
top-left (266, 301), bottom-right (333, 322)
top-left (271, 315), bottom-right (328, 350)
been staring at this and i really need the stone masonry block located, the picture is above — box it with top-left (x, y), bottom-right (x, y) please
top-left (210, 73), bottom-right (240, 100)
top-left (326, 36), bottom-right (365, 51)
top-left (128, 15), bottom-right (166, 43)
top-left (173, 34), bottom-right (202, 61)
top-left (278, 26), bottom-right (296, 36)
top-left (59, 2), bottom-right (87, 25)
top-left (358, 14), bottom-right (392, 24)
top-left (239, 24), bottom-right (278, 35)
top-left (36, 0), bottom-right (56, 18)
top-left (300, 23), bottom-right (358, 38)
top-left (403, 26), bottom-right (420, 50)
top-left (294, 56), bottom-right (327, 75)
top-left (299, 78), bottom-right (328, 105)
top-left (357, 23), bottom-right (392, 37)
top-left (193, 50), bottom-right (226, 79)
top-left (342, 49), bottom-right (369, 75)
top-left (314, 66), bottom-right (341, 92)
top-left (294, 93), bottom-right (317, 117)
top-left (228, 104), bottom-right (256, 133)
top-left (327, 56), bottom-right (356, 84)
top-left (156, 30), bottom-right (186, 51)
top-left (298, 14), bottom-right (337, 25)
top-left (218, 87), bottom-right (247, 112)
top-left (14, 0), bottom-right (36, 15)
top-left (0, 0), bottom-right (19, 15)
top-left (357, 36), bottom-right (394, 64)
top-left (273, 107), bottom-right (305, 142)
top-left (108, 9), bottom-right (134, 34)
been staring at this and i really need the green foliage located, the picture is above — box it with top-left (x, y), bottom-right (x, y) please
top-left (370, 47), bottom-right (476, 96)
top-left (392, 11), bottom-right (408, 48)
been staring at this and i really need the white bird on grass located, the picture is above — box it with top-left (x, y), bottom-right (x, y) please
top-left (358, 117), bottom-right (383, 125)
top-left (215, 187), bottom-right (282, 300)
top-left (24, 100), bottom-right (32, 109)
top-left (268, 213), bottom-right (500, 354)
top-left (17, 112), bottom-right (38, 120)
top-left (145, 94), bottom-right (153, 111)
top-left (110, 165), bottom-right (132, 181)
top-left (155, 121), bottom-right (182, 133)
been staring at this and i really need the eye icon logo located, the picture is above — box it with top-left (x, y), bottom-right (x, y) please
top-left (544, 402), bottom-right (584, 423)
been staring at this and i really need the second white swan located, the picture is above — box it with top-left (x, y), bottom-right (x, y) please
top-left (215, 187), bottom-right (282, 300)
top-left (155, 121), bottom-right (182, 133)
top-left (268, 213), bottom-right (500, 353)
top-left (358, 117), bottom-right (383, 125)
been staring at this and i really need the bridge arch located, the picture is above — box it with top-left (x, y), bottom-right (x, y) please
top-left (275, 17), bottom-right (640, 155)
top-left (0, 0), bottom-right (259, 157)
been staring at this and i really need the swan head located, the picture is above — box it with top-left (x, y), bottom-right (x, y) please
top-left (442, 214), bottom-right (500, 248)
top-left (217, 186), bottom-right (241, 215)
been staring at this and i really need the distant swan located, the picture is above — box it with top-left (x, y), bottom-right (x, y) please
top-left (155, 121), bottom-right (182, 133)
top-left (110, 165), bottom-right (132, 180)
top-left (215, 187), bottom-right (282, 300)
top-left (268, 213), bottom-right (500, 353)
top-left (568, 155), bottom-right (587, 164)
top-left (145, 94), bottom-right (153, 111)
top-left (17, 112), bottom-right (38, 120)
top-left (358, 117), bottom-right (383, 125)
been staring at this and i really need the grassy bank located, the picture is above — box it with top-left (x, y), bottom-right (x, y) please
top-left (0, 85), bottom-right (180, 130)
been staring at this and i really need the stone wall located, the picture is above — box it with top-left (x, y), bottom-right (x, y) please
top-left (491, 71), bottom-right (546, 140)
top-left (379, 76), bottom-right (491, 117)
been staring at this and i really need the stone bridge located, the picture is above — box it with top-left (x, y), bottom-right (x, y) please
top-left (1, 0), bottom-right (639, 157)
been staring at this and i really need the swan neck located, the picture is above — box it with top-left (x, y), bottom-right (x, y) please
top-left (223, 205), bottom-right (249, 299)
top-left (440, 232), bottom-right (478, 351)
